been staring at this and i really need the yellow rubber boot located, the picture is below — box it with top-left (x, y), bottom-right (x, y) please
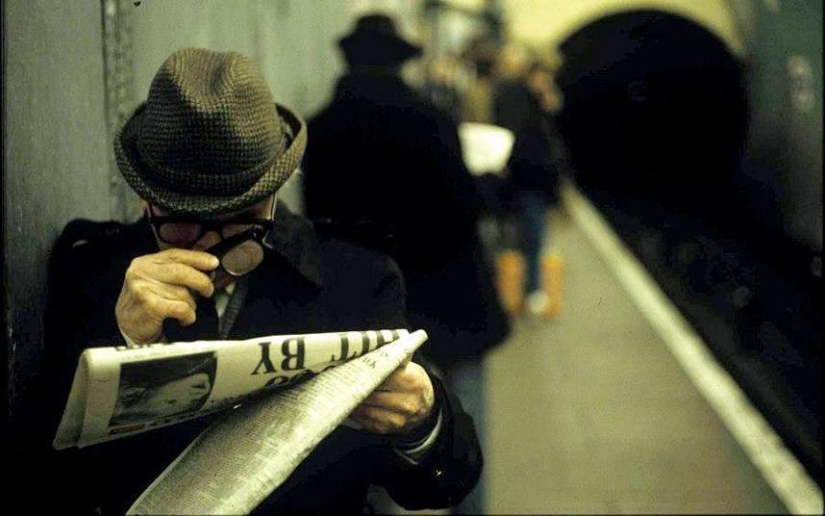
top-left (542, 251), bottom-right (564, 318)
top-left (497, 251), bottom-right (525, 315)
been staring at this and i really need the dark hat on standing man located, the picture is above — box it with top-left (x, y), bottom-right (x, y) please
top-left (114, 47), bottom-right (307, 216)
top-left (338, 13), bottom-right (423, 66)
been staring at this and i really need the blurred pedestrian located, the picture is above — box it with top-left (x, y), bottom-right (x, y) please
top-left (495, 49), bottom-right (570, 315)
top-left (303, 13), bottom-right (510, 514)
top-left (460, 35), bottom-right (499, 124)
top-left (492, 42), bottom-right (532, 132)
top-left (424, 55), bottom-right (463, 121)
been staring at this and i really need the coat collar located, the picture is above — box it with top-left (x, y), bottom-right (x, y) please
top-left (333, 71), bottom-right (414, 104)
top-left (263, 200), bottom-right (324, 287)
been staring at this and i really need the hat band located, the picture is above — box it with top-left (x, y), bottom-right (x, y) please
top-left (134, 130), bottom-right (287, 196)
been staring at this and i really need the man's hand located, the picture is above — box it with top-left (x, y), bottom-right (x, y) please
top-left (349, 360), bottom-right (435, 436)
top-left (115, 249), bottom-right (219, 345)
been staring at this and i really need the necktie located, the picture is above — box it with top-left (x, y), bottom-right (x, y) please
top-left (163, 295), bottom-right (219, 343)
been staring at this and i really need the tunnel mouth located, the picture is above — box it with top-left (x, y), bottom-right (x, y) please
top-left (557, 9), bottom-right (747, 226)
top-left (556, 9), bottom-right (821, 486)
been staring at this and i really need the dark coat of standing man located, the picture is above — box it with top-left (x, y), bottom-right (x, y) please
top-left (33, 48), bottom-right (482, 515)
top-left (303, 15), bottom-right (509, 514)
top-left (303, 14), bottom-right (509, 369)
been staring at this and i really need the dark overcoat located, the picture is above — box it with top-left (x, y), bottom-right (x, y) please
top-left (303, 72), bottom-right (509, 365)
top-left (34, 203), bottom-right (482, 515)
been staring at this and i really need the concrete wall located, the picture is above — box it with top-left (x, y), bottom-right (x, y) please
top-left (130, 1), bottom-right (350, 121)
top-left (4, 0), bottom-right (113, 422)
top-left (745, 0), bottom-right (822, 251)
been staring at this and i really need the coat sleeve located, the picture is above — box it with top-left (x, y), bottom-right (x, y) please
top-left (379, 369), bottom-right (484, 509)
top-left (30, 220), bottom-right (138, 514)
top-left (364, 254), bottom-right (484, 509)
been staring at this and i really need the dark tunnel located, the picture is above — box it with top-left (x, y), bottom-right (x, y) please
top-left (555, 9), bottom-right (821, 484)
top-left (557, 9), bottom-right (746, 223)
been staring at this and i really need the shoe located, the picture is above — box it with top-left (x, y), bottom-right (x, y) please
top-left (525, 291), bottom-right (550, 315)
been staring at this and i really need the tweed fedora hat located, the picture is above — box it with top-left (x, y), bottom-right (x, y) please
top-left (115, 48), bottom-right (306, 216)
top-left (339, 13), bottom-right (422, 66)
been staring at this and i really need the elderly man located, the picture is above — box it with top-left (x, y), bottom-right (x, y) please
top-left (38, 48), bottom-right (481, 515)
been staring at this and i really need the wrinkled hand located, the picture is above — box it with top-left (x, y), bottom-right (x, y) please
top-left (115, 249), bottom-right (219, 345)
top-left (349, 360), bottom-right (435, 436)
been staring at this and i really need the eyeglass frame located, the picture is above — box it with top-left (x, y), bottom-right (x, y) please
top-left (145, 200), bottom-right (277, 247)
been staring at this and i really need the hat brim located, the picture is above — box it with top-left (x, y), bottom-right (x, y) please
top-left (339, 32), bottom-right (422, 65)
top-left (115, 103), bottom-right (306, 216)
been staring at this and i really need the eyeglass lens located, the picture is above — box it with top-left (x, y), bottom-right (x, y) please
top-left (158, 222), bottom-right (260, 246)
top-left (219, 239), bottom-right (265, 276)
top-left (150, 199), bottom-right (276, 247)
top-left (157, 223), bottom-right (202, 245)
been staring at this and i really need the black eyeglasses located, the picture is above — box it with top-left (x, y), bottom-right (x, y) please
top-left (147, 202), bottom-right (276, 278)
top-left (146, 205), bottom-right (274, 247)
top-left (206, 225), bottom-right (270, 277)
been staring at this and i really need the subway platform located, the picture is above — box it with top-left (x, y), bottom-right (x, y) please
top-left (482, 185), bottom-right (822, 514)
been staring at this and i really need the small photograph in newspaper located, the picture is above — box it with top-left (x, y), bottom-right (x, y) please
top-left (111, 352), bottom-right (217, 426)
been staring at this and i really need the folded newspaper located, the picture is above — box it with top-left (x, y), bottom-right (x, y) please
top-left (53, 328), bottom-right (428, 514)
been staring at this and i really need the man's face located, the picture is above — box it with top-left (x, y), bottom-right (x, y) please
top-left (142, 195), bottom-right (276, 287)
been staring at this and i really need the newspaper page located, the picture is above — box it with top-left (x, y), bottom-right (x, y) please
top-left (128, 329), bottom-right (428, 515)
top-left (54, 329), bottom-right (410, 450)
